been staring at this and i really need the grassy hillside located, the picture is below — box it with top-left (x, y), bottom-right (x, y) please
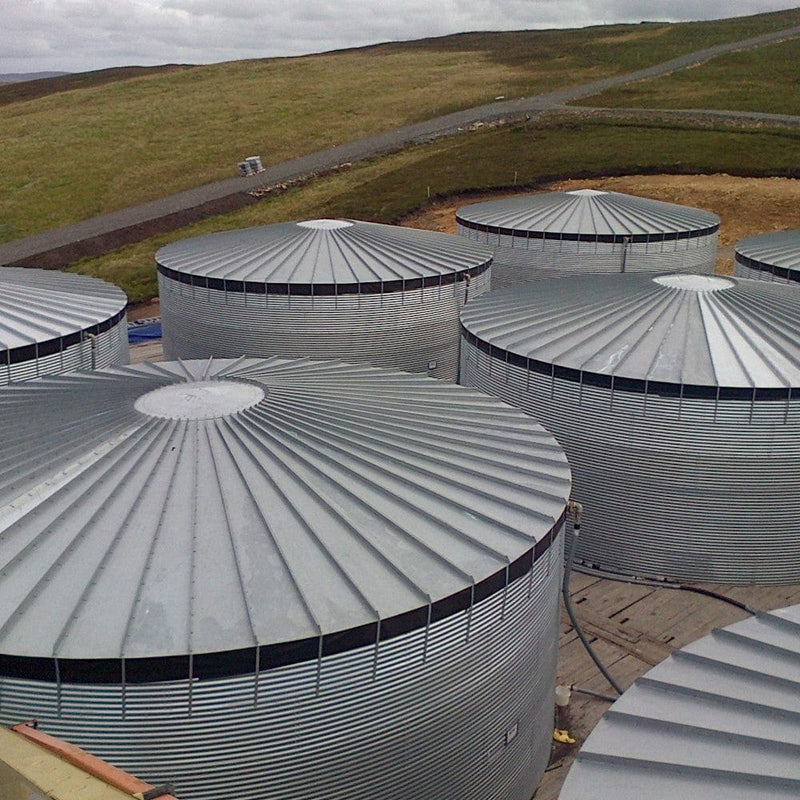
top-left (397, 7), bottom-right (800, 74)
top-left (573, 36), bottom-right (800, 114)
top-left (2, 7), bottom-right (800, 244)
top-left (0, 65), bottom-right (194, 107)
top-left (69, 118), bottom-right (800, 303)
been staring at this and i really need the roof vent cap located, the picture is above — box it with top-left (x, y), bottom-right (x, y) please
top-left (653, 274), bottom-right (734, 292)
top-left (297, 219), bottom-right (354, 230)
top-left (566, 189), bottom-right (608, 196)
top-left (135, 380), bottom-right (265, 420)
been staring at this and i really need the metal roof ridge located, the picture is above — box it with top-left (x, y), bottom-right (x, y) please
top-left (573, 749), bottom-right (800, 790)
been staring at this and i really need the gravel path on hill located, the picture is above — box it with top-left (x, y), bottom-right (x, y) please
top-left (2, 24), bottom-right (800, 270)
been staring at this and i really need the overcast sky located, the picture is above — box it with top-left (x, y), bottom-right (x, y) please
top-left (1, 1), bottom-right (797, 75)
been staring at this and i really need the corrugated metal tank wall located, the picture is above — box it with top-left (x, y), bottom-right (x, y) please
top-left (456, 226), bottom-right (717, 288)
top-left (1, 316), bottom-right (129, 384)
top-left (159, 270), bottom-right (489, 381)
top-left (459, 337), bottom-right (800, 584)
top-left (733, 230), bottom-right (800, 285)
top-left (734, 259), bottom-right (792, 282)
top-left (0, 539), bottom-right (563, 800)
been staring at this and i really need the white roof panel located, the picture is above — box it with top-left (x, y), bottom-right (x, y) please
top-left (459, 273), bottom-right (800, 389)
top-left (156, 219), bottom-right (493, 285)
top-left (0, 358), bottom-right (570, 666)
top-left (735, 229), bottom-right (800, 281)
top-left (457, 190), bottom-right (719, 239)
top-left (560, 603), bottom-right (800, 800)
top-left (0, 267), bottom-right (127, 351)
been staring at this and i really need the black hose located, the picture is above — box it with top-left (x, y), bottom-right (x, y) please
top-left (562, 515), bottom-right (624, 696)
top-left (675, 584), bottom-right (755, 614)
top-left (574, 563), bottom-right (758, 615)
top-left (570, 685), bottom-right (617, 702)
top-left (561, 512), bottom-right (757, 699)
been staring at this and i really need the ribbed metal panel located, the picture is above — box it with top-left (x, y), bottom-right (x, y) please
top-left (160, 269), bottom-right (489, 380)
top-left (458, 274), bottom-right (800, 584)
top-left (560, 603), bottom-right (800, 799)
top-left (1, 323), bottom-right (129, 384)
top-left (157, 220), bottom-right (493, 380)
top-left (734, 229), bottom-right (800, 285)
top-left (457, 190), bottom-right (720, 239)
top-left (0, 546), bottom-right (563, 800)
top-left (457, 190), bottom-right (718, 287)
top-left (156, 218), bottom-right (494, 284)
top-left (458, 226), bottom-right (717, 288)
top-left (0, 357), bottom-right (571, 800)
top-left (0, 267), bottom-right (129, 383)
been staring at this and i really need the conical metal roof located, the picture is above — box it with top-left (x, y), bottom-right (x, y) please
top-left (460, 273), bottom-right (800, 390)
top-left (156, 219), bottom-right (492, 292)
top-left (456, 190), bottom-right (719, 242)
top-left (735, 229), bottom-right (800, 282)
top-left (560, 603), bottom-right (800, 800)
top-left (0, 267), bottom-right (127, 352)
top-left (0, 357), bottom-right (570, 679)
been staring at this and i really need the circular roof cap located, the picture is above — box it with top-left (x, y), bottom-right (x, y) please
top-left (0, 268), bottom-right (127, 352)
top-left (456, 190), bottom-right (720, 240)
top-left (296, 219), bottom-right (354, 230)
top-left (135, 380), bottom-right (266, 419)
top-left (0, 357), bottom-right (570, 671)
top-left (156, 219), bottom-right (493, 285)
top-left (652, 274), bottom-right (734, 292)
top-left (460, 272), bottom-right (800, 389)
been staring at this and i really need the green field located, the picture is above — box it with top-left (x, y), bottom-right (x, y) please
top-left (69, 118), bottom-right (800, 303)
top-left (2, 7), bottom-right (800, 243)
top-left (574, 36), bottom-right (800, 114)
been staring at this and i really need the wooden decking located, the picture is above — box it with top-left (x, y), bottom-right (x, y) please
top-left (129, 339), bottom-right (164, 364)
top-left (536, 572), bottom-right (800, 799)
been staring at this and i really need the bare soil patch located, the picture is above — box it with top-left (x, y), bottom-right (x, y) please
top-left (128, 297), bottom-right (160, 321)
top-left (399, 174), bottom-right (800, 274)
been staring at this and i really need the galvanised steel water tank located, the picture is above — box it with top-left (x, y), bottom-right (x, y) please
top-left (456, 190), bottom-right (719, 288)
top-left (459, 272), bottom-right (800, 584)
top-left (734, 229), bottom-right (800, 285)
top-left (0, 357), bottom-right (571, 800)
top-left (157, 219), bottom-right (493, 381)
top-left (560, 601), bottom-right (800, 800)
top-left (0, 267), bottom-right (129, 383)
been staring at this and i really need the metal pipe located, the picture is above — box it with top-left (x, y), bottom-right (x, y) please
top-left (88, 332), bottom-right (97, 370)
top-left (562, 500), bottom-right (623, 695)
top-left (621, 236), bottom-right (631, 272)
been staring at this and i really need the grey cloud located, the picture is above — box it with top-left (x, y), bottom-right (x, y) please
top-left (160, 0), bottom-right (267, 21)
top-left (0, 0), bottom-right (796, 73)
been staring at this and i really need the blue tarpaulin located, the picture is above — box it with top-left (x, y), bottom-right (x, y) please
top-left (128, 322), bottom-right (162, 343)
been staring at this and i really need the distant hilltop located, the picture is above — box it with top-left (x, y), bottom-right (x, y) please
top-left (0, 71), bottom-right (70, 84)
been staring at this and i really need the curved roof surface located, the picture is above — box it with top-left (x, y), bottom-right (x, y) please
top-left (156, 219), bottom-right (493, 285)
top-left (0, 268), bottom-right (127, 352)
top-left (459, 273), bottom-right (800, 390)
top-left (735, 229), bottom-right (800, 278)
top-left (560, 603), bottom-right (800, 800)
top-left (0, 357), bottom-right (570, 674)
top-left (456, 189), bottom-right (719, 241)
